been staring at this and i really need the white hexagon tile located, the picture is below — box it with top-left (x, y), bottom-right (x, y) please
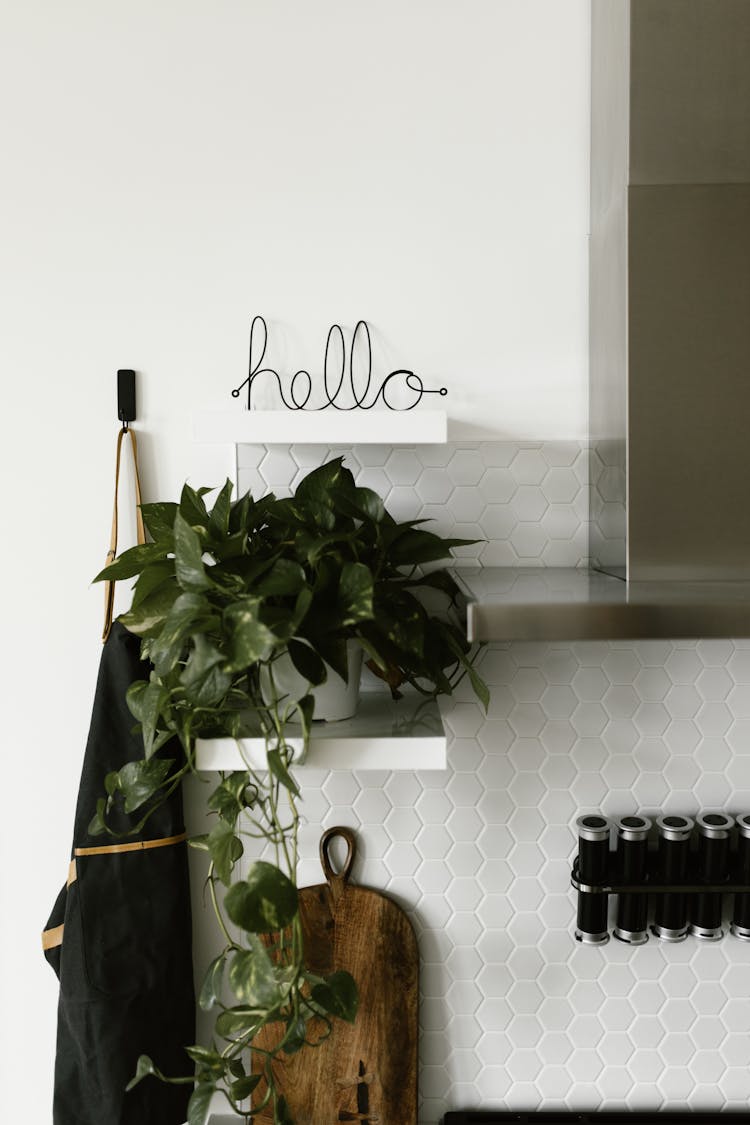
top-left (229, 442), bottom-right (750, 1122)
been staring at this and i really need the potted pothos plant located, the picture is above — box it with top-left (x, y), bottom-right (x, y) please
top-left (92, 456), bottom-right (488, 1125)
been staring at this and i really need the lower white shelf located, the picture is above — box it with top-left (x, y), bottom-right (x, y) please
top-left (194, 693), bottom-right (446, 772)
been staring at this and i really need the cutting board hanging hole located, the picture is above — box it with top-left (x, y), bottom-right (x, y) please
top-left (321, 826), bottom-right (356, 888)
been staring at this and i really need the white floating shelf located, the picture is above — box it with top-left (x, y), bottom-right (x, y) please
top-left (195, 693), bottom-right (446, 772)
top-left (193, 409), bottom-right (447, 445)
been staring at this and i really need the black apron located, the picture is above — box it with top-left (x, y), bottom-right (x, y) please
top-left (43, 429), bottom-right (194, 1124)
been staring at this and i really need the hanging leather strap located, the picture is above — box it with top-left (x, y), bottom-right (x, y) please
top-left (102, 427), bottom-right (146, 642)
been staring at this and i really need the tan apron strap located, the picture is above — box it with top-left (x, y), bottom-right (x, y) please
top-left (41, 924), bottom-right (65, 952)
top-left (40, 862), bottom-right (79, 951)
top-left (74, 831), bottom-right (187, 858)
top-left (102, 427), bottom-right (146, 642)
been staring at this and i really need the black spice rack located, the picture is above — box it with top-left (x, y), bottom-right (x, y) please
top-left (571, 811), bottom-right (750, 945)
top-left (571, 859), bottom-right (750, 896)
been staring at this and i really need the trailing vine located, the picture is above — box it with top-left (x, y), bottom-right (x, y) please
top-left (91, 458), bottom-right (487, 1123)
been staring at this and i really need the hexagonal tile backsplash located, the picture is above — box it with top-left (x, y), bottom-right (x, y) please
top-left (232, 443), bottom-right (750, 1120)
top-left (238, 440), bottom-right (590, 569)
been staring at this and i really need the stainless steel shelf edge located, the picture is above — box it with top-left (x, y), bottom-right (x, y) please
top-left (456, 567), bottom-right (750, 643)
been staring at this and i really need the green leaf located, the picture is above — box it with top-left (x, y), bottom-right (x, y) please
top-left (294, 694), bottom-right (314, 748)
top-left (466, 659), bottom-right (490, 712)
top-left (174, 512), bottom-right (210, 591)
top-left (184, 1044), bottom-right (225, 1071)
top-left (199, 953), bottom-right (226, 1011)
top-left (125, 1054), bottom-right (158, 1092)
top-left (338, 562), bottom-right (374, 625)
top-left (256, 559), bottom-right (306, 596)
top-left (281, 1016), bottom-right (308, 1055)
top-left (294, 457), bottom-right (351, 505)
top-left (92, 542), bottom-right (168, 583)
top-left (208, 479), bottom-right (234, 538)
top-left (126, 680), bottom-right (168, 758)
top-left (224, 861), bottom-right (298, 933)
top-left (117, 757), bottom-right (174, 813)
top-left (310, 970), bottom-right (358, 1023)
top-left (149, 592), bottom-right (216, 676)
top-left (388, 527), bottom-right (475, 567)
top-left (187, 1082), bottom-right (214, 1125)
top-left (377, 593), bottom-right (426, 658)
top-left (353, 485), bottom-right (386, 522)
top-left (208, 772), bottom-right (254, 823)
top-left (266, 747), bottom-right (300, 797)
top-left (406, 568), bottom-right (462, 602)
top-left (310, 499), bottom-right (339, 530)
top-left (287, 639), bottom-right (327, 686)
top-left (207, 818), bottom-right (244, 886)
top-left (231, 1074), bottom-right (261, 1100)
top-left (87, 798), bottom-right (108, 837)
top-left (357, 635), bottom-right (389, 673)
top-left (296, 528), bottom-right (358, 565)
top-left (227, 492), bottom-right (252, 535)
top-left (119, 582), bottom-right (180, 637)
top-left (435, 620), bottom-right (490, 711)
top-left (207, 530), bottom-right (249, 563)
top-left (180, 635), bottom-right (231, 708)
top-left (131, 560), bottom-right (176, 609)
top-left (179, 482), bottom-right (210, 530)
top-left (140, 501), bottom-right (178, 541)
top-left (224, 598), bottom-right (277, 670)
top-left (336, 485), bottom-right (385, 524)
top-left (215, 1007), bottom-right (263, 1039)
top-left (229, 935), bottom-right (284, 1008)
top-left (291, 586), bottom-right (313, 630)
top-left (215, 555), bottom-right (275, 588)
top-left (309, 632), bottom-right (348, 681)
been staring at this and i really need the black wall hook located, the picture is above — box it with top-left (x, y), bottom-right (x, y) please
top-left (117, 369), bottom-right (136, 429)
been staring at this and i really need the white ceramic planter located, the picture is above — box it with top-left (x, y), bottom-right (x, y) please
top-left (261, 639), bottom-right (363, 722)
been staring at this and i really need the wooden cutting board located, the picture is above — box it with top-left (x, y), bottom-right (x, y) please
top-left (253, 826), bottom-right (418, 1124)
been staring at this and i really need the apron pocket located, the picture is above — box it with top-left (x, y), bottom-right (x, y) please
top-left (76, 845), bottom-right (191, 999)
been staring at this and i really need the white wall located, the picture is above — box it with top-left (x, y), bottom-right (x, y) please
top-left (0, 2), bottom-right (589, 1119)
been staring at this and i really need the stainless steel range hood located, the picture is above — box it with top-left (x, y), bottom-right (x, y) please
top-left (463, 568), bottom-right (750, 644)
top-left (466, 0), bottom-right (750, 642)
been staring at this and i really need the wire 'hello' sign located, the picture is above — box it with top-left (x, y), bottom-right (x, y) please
top-left (231, 316), bottom-right (447, 412)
